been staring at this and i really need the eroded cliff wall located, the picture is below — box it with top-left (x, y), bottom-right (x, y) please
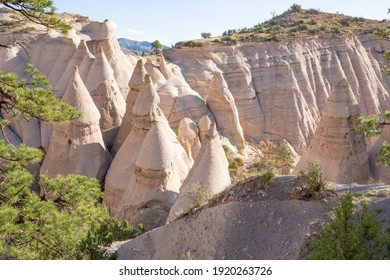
top-left (165, 36), bottom-right (390, 153)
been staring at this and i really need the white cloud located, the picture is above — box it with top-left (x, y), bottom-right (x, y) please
top-left (110, 21), bottom-right (119, 30)
top-left (119, 28), bottom-right (171, 45)
top-left (126, 28), bottom-right (145, 36)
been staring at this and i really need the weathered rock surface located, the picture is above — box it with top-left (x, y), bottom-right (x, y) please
top-left (177, 118), bottom-right (201, 164)
top-left (165, 36), bottom-right (390, 153)
top-left (117, 176), bottom-right (330, 260)
top-left (168, 123), bottom-right (231, 222)
top-left (85, 46), bottom-right (125, 144)
top-left (293, 79), bottom-right (370, 184)
top-left (54, 40), bottom-right (92, 96)
top-left (104, 75), bottom-right (190, 225)
top-left (40, 68), bottom-right (111, 180)
top-left (0, 117), bottom-right (22, 146)
top-left (113, 59), bottom-right (147, 155)
top-left (145, 55), bottom-right (213, 125)
top-left (207, 72), bottom-right (246, 150)
top-left (83, 20), bottom-right (134, 95)
top-left (198, 115), bottom-right (212, 142)
top-left (121, 119), bottom-right (190, 230)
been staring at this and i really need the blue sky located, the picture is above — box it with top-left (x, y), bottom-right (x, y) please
top-left (55, 0), bottom-right (390, 46)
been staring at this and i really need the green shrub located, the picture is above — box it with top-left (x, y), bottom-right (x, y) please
top-left (307, 8), bottom-right (320, 14)
top-left (201, 32), bottom-right (211, 39)
top-left (222, 29), bottom-right (236, 36)
top-left (297, 161), bottom-right (328, 193)
top-left (310, 192), bottom-right (389, 259)
top-left (170, 123), bottom-right (179, 135)
top-left (212, 38), bottom-right (223, 44)
top-left (340, 19), bottom-right (351, 27)
top-left (225, 36), bottom-right (238, 45)
top-left (184, 40), bottom-right (197, 47)
top-left (374, 28), bottom-right (390, 37)
top-left (272, 35), bottom-right (281, 42)
top-left (189, 183), bottom-right (210, 209)
top-left (331, 26), bottom-right (341, 34)
top-left (309, 28), bottom-right (319, 35)
top-left (261, 169), bottom-right (275, 182)
top-left (300, 23), bottom-right (309, 30)
top-left (309, 19), bottom-right (318, 25)
top-left (289, 3), bottom-right (302, 13)
top-left (384, 50), bottom-right (390, 60)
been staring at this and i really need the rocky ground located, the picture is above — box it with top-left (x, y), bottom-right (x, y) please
top-left (115, 175), bottom-right (390, 260)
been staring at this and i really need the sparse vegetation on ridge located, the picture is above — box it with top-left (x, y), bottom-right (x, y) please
top-left (174, 4), bottom-right (390, 48)
top-left (296, 161), bottom-right (329, 199)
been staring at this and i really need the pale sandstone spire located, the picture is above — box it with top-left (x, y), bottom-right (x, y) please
top-left (293, 78), bottom-right (370, 184)
top-left (104, 78), bottom-right (188, 222)
top-left (112, 59), bottom-right (148, 155)
top-left (78, 43), bottom-right (95, 81)
top-left (167, 123), bottom-right (231, 222)
top-left (132, 74), bottom-right (161, 116)
top-left (85, 46), bottom-right (126, 144)
top-left (40, 67), bottom-right (111, 180)
top-left (177, 118), bottom-right (201, 164)
top-left (83, 19), bottom-right (134, 96)
top-left (62, 67), bottom-right (100, 125)
top-left (86, 46), bottom-right (115, 91)
top-left (159, 54), bottom-right (175, 80)
top-left (198, 115), bottom-right (212, 142)
top-left (54, 40), bottom-right (92, 96)
top-left (206, 72), bottom-right (246, 151)
top-left (121, 119), bottom-right (187, 230)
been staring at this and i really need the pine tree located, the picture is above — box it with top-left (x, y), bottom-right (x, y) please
top-left (0, 1), bottom-right (140, 259)
top-left (310, 192), bottom-right (386, 259)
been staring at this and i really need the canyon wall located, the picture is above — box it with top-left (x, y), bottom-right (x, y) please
top-left (165, 36), bottom-right (390, 153)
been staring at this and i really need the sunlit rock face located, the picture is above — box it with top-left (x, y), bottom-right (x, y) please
top-left (104, 75), bottom-right (190, 229)
top-left (293, 79), bottom-right (370, 184)
top-left (113, 59), bottom-right (148, 155)
top-left (207, 72), bottom-right (246, 151)
top-left (167, 123), bottom-right (231, 223)
top-left (85, 46), bottom-right (125, 144)
top-left (177, 117), bottom-right (201, 165)
top-left (165, 36), bottom-right (390, 153)
top-left (40, 68), bottom-right (111, 181)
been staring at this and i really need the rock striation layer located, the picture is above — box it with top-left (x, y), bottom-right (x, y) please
top-left (121, 118), bottom-right (190, 230)
top-left (293, 79), bottom-right (370, 184)
top-left (104, 75), bottom-right (190, 226)
top-left (207, 72), bottom-right (246, 150)
top-left (165, 36), bottom-right (390, 153)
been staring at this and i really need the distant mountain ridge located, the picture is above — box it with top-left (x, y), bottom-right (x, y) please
top-left (118, 38), bottom-right (169, 55)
